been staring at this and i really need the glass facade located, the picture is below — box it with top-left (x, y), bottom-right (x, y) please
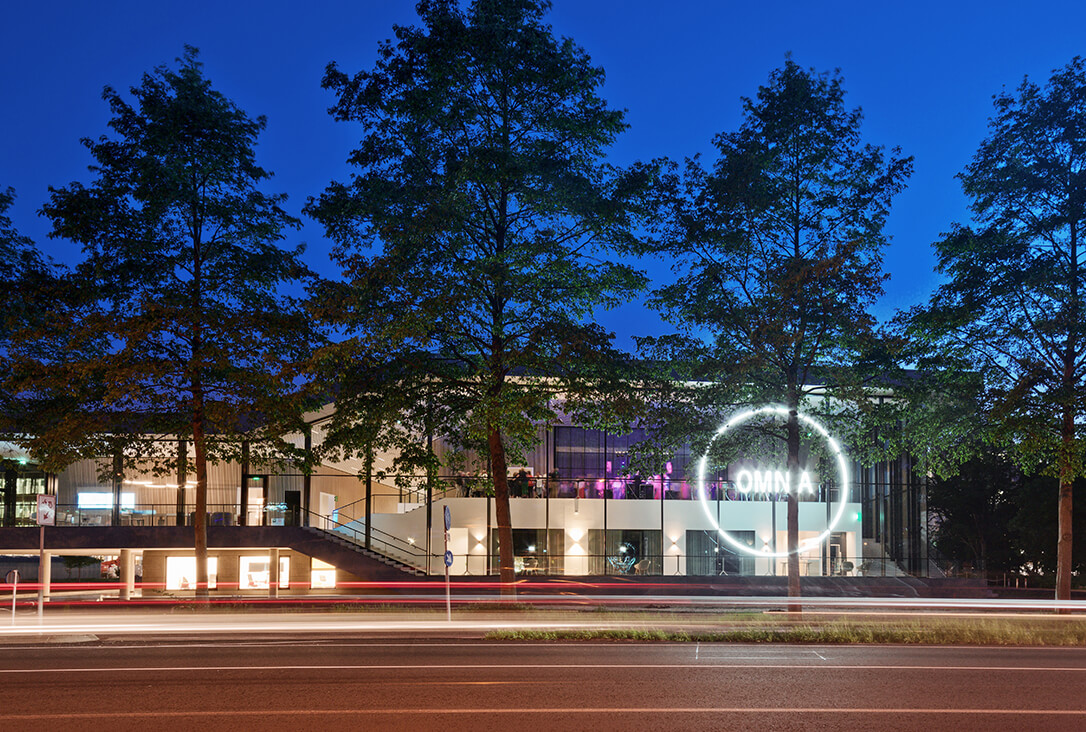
top-left (553, 426), bottom-right (694, 498)
top-left (686, 530), bottom-right (756, 575)
top-left (1, 467), bottom-right (48, 526)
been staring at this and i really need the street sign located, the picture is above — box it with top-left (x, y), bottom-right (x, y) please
top-left (36, 495), bottom-right (55, 526)
top-left (442, 505), bottom-right (453, 621)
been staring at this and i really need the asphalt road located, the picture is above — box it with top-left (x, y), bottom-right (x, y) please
top-left (0, 638), bottom-right (1084, 731)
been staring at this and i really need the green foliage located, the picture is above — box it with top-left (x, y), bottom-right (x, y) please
top-left (486, 618), bottom-right (1086, 645)
top-left (653, 57), bottom-right (912, 409)
top-left (0, 188), bottom-right (67, 439)
top-left (645, 58), bottom-right (912, 463)
top-left (307, 0), bottom-right (656, 584)
top-left (641, 58), bottom-right (911, 597)
top-left (1006, 474), bottom-right (1086, 577)
top-left (911, 58), bottom-right (1086, 480)
top-left (904, 56), bottom-right (1086, 598)
top-left (927, 452), bottom-right (1024, 573)
top-left (33, 46), bottom-right (316, 472)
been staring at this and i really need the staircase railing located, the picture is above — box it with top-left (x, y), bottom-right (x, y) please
top-left (300, 508), bottom-right (429, 573)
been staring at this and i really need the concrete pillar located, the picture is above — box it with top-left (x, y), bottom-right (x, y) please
top-left (40, 551), bottom-right (51, 602)
top-left (119, 549), bottom-right (135, 601)
top-left (268, 548), bottom-right (279, 599)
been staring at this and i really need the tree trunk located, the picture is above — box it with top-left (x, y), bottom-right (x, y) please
top-left (192, 388), bottom-right (209, 603)
top-left (488, 427), bottom-right (516, 597)
top-left (1056, 221), bottom-right (1078, 606)
top-left (1056, 404), bottom-right (1074, 604)
top-left (786, 405), bottom-right (801, 612)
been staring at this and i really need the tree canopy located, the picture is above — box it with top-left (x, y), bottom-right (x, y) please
top-left (38, 47), bottom-right (316, 594)
top-left (307, 0), bottom-right (654, 590)
top-left (651, 58), bottom-right (912, 603)
top-left (907, 56), bottom-right (1086, 600)
top-left (0, 188), bottom-right (62, 438)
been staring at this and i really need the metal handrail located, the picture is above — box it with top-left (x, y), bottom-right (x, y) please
top-left (301, 508), bottom-right (429, 571)
top-left (449, 553), bottom-right (912, 578)
top-left (45, 503), bottom-right (246, 527)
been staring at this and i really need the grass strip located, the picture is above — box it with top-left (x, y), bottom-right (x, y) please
top-left (485, 619), bottom-right (1086, 646)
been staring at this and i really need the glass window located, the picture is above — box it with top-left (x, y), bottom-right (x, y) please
top-left (555, 426), bottom-right (677, 483)
top-left (604, 530), bottom-right (662, 574)
top-left (240, 556), bottom-right (269, 589)
top-left (686, 530), bottom-right (755, 576)
top-left (239, 555), bottom-right (290, 589)
top-left (77, 492), bottom-right (135, 509)
top-left (311, 558), bottom-right (336, 589)
top-left (165, 556), bottom-right (217, 590)
top-left (492, 529), bottom-right (562, 575)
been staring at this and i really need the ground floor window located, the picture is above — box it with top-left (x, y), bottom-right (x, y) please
top-left (239, 555), bottom-right (290, 590)
top-left (604, 530), bottom-right (662, 575)
top-left (492, 528), bottom-right (564, 575)
top-left (311, 558), bottom-right (336, 589)
top-left (686, 530), bottom-right (756, 576)
top-left (165, 556), bottom-right (218, 590)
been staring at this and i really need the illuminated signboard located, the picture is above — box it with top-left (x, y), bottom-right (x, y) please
top-left (734, 468), bottom-right (815, 496)
top-left (695, 405), bottom-right (851, 558)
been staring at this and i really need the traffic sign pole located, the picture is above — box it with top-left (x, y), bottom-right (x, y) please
top-left (443, 505), bottom-right (452, 622)
top-left (35, 494), bottom-right (55, 622)
top-left (7, 570), bottom-right (18, 625)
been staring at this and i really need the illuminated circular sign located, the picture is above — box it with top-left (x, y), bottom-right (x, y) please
top-left (695, 405), bottom-right (851, 558)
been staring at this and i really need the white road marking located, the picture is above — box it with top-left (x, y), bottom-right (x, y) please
top-left (1, 662), bottom-right (1085, 674)
top-left (1, 707), bottom-right (1085, 720)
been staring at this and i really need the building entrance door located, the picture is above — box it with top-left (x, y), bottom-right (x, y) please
top-left (246, 476), bottom-right (267, 526)
top-left (284, 490), bottom-right (301, 526)
top-left (829, 532), bottom-right (845, 575)
top-left (319, 492), bottom-right (336, 530)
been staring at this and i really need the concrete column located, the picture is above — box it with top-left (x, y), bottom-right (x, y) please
top-left (268, 548), bottom-right (279, 599)
top-left (119, 549), bottom-right (135, 601)
top-left (40, 551), bottom-right (51, 602)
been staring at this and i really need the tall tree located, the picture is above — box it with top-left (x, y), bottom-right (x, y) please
top-left (654, 59), bottom-right (911, 607)
top-left (307, 0), bottom-right (651, 591)
top-left (0, 188), bottom-right (56, 433)
top-left (909, 57), bottom-right (1086, 601)
top-left (0, 189), bottom-right (99, 476)
top-left (41, 47), bottom-right (315, 597)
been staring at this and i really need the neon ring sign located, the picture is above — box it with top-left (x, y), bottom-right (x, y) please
top-left (695, 405), bottom-right (851, 558)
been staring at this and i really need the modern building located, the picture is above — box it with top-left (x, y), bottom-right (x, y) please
top-left (0, 395), bottom-right (928, 599)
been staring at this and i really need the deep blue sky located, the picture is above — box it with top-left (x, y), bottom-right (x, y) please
top-left (3, 1), bottom-right (1085, 349)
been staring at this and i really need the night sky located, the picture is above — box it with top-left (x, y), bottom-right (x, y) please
top-left (3, 0), bottom-right (1085, 349)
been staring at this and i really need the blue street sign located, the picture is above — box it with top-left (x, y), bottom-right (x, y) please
top-left (444, 504), bottom-right (451, 531)
top-left (444, 550), bottom-right (454, 567)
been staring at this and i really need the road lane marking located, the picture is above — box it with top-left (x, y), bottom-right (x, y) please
top-left (1, 708), bottom-right (1085, 720)
top-left (1, 663), bottom-right (1086, 674)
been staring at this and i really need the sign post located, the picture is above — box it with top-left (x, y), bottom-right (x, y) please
top-left (6, 570), bottom-right (18, 625)
top-left (443, 505), bottom-right (452, 622)
top-left (36, 494), bottom-right (55, 620)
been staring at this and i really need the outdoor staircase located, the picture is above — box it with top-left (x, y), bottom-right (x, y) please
top-left (299, 525), bottom-right (427, 578)
top-left (862, 540), bottom-right (909, 577)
